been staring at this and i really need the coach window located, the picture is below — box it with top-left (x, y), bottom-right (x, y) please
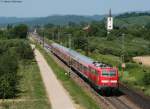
top-left (86, 67), bottom-right (89, 72)
top-left (92, 69), bottom-right (94, 74)
top-left (77, 62), bottom-right (79, 67)
top-left (95, 70), bottom-right (98, 75)
top-left (79, 64), bottom-right (81, 70)
top-left (82, 65), bottom-right (84, 70)
top-left (72, 60), bottom-right (74, 66)
top-left (90, 68), bottom-right (92, 74)
top-left (84, 66), bottom-right (87, 72)
top-left (74, 60), bottom-right (76, 65)
top-left (82, 65), bottom-right (84, 71)
top-left (75, 61), bottom-right (77, 67)
top-left (91, 68), bottom-right (95, 75)
top-left (94, 70), bottom-right (97, 75)
top-left (83, 66), bottom-right (86, 72)
top-left (80, 64), bottom-right (82, 71)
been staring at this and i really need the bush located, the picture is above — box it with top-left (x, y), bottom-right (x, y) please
top-left (16, 41), bottom-right (34, 59)
top-left (143, 72), bottom-right (150, 85)
top-left (0, 39), bottom-right (34, 60)
top-left (0, 39), bottom-right (34, 99)
top-left (126, 63), bottom-right (139, 69)
top-left (13, 24), bottom-right (28, 38)
top-left (0, 52), bottom-right (19, 98)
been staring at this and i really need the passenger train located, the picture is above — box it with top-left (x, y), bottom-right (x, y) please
top-left (34, 34), bottom-right (119, 90)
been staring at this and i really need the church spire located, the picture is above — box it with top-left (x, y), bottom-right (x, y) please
top-left (109, 9), bottom-right (112, 17)
top-left (107, 9), bottom-right (113, 34)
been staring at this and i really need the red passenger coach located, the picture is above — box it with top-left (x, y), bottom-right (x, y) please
top-left (51, 43), bottom-right (119, 90)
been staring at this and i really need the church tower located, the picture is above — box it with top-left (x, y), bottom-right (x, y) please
top-left (107, 9), bottom-right (113, 34)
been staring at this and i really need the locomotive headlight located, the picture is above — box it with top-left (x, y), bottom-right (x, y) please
top-left (110, 80), bottom-right (117, 83)
top-left (101, 80), bottom-right (109, 83)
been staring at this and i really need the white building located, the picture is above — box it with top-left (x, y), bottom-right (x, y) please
top-left (107, 9), bottom-right (113, 33)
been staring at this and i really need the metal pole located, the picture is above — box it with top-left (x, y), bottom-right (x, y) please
top-left (121, 33), bottom-right (125, 77)
top-left (68, 34), bottom-right (71, 77)
top-left (43, 32), bottom-right (44, 47)
top-left (86, 32), bottom-right (89, 56)
top-left (122, 33), bottom-right (125, 63)
top-left (57, 31), bottom-right (59, 43)
top-left (57, 27), bottom-right (60, 43)
top-left (52, 32), bottom-right (54, 41)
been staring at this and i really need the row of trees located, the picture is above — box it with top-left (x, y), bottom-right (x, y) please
top-left (0, 24), bottom-right (34, 99)
top-left (116, 12), bottom-right (150, 18)
top-left (0, 24), bottom-right (28, 39)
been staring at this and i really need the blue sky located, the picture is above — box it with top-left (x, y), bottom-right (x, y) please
top-left (0, 0), bottom-right (150, 17)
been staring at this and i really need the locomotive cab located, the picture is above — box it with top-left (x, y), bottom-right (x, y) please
top-left (99, 67), bottom-right (119, 89)
top-left (91, 61), bottom-right (119, 90)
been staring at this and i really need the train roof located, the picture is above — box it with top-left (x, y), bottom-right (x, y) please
top-left (52, 43), bottom-right (93, 64)
top-left (51, 43), bottom-right (111, 68)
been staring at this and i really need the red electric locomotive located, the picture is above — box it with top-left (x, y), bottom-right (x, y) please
top-left (51, 43), bottom-right (119, 90)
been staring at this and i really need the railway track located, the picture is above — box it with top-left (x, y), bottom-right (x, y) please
top-left (119, 83), bottom-right (150, 109)
top-left (42, 44), bottom-right (142, 109)
top-left (105, 97), bottom-right (133, 109)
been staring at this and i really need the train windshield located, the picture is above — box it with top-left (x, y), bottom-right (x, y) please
top-left (109, 70), bottom-right (116, 76)
top-left (102, 69), bottom-right (116, 76)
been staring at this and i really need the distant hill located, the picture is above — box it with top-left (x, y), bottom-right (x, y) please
top-left (1, 12), bottom-right (150, 27)
top-left (0, 17), bottom-right (35, 26)
top-left (0, 15), bottom-right (104, 26)
top-left (114, 12), bottom-right (150, 27)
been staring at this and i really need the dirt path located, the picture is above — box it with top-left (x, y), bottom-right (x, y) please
top-left (133, 56), bottom-right (150, 66)
top-left (34, 47), bottom-right (76, 109)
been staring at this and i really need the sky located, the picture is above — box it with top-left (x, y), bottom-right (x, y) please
top-left (0, 0), bottom-right (150, 17)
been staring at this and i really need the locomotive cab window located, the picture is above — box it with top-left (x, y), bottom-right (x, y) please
top-left (102, 70), bottom-right (116, 76)
top-left (95, 70), bottom-right (98, 75)
top-left (102, 70), bottom-right (109, 76)
top-left (109, 70), bottom-right (116, 76)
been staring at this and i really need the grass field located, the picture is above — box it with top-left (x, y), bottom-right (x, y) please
top-left (36, 44), bottom-right (101, 109)
top-left (0, 60), bottom-right (51, 109)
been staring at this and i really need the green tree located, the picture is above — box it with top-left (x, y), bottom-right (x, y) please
top-left (16, 41), bottom-right (34, 59)
top-left (0, 52), bottom-right (19, 98)
top-left (73, 36), bottom-right (88, 51)
top-left (143, 72), bottom-right (150, 85)
top-left (13, 24), bottom-right (28, 38)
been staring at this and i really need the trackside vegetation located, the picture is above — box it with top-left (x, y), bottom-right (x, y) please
top-left (36, 43), bottom-right (101, 109)
top-left (0, 24), bottom-right (51, 109)
top-left (0, 24), bottom-right (33, 99)
top-left (0, 60), bottom-right (51, 109)
top-left (0, 39), bottom-right (34, 99)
